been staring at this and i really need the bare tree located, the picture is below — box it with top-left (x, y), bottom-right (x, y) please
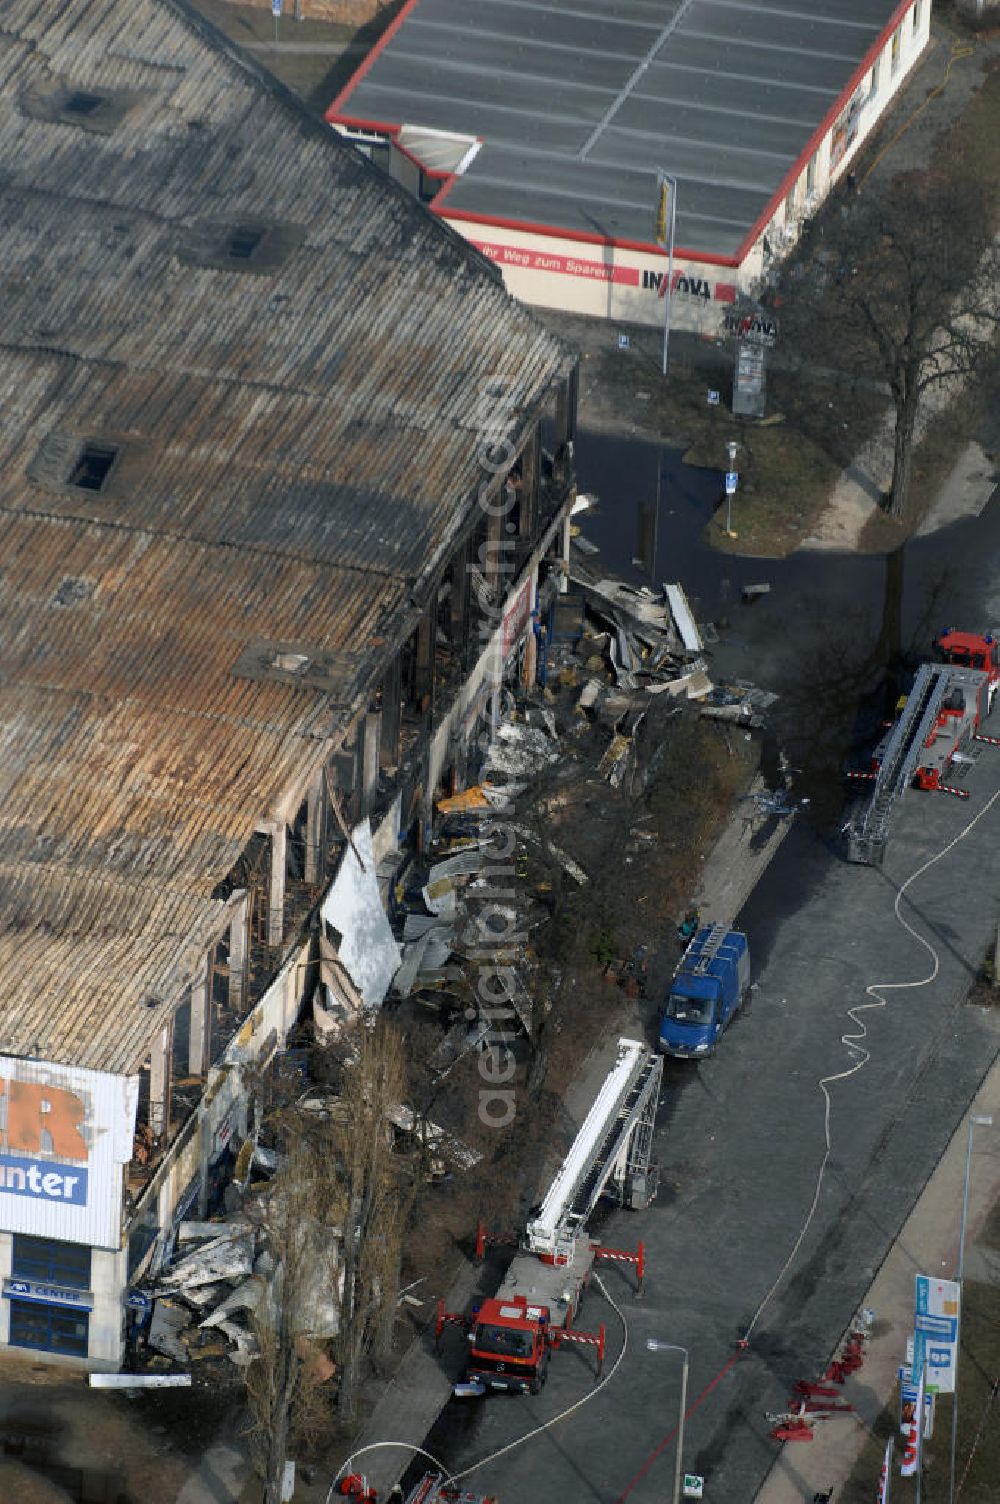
top-left (244, 1022), bottom-right (410, 1497)
top-left (245, 1118), bottom-right (341, 1504)
top-left (780, 173), bottom-right (999, 517)
top-left (330, 1020), bottom-right (408, 1421)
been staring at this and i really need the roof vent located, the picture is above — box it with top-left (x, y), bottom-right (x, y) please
top-left (53, 577), bottom-right (95, 608)
top-left (28, 429), bottom-right (142, 501)
top-left (64, 90), bottom-right (104, 118)
top-left (67, 442), bottom-right (119, 493)
top-left (226, 226), bottom-right (265, 263)
top-left (20, 82), bottom-right (142, 134)
top-left (177, 220), bottom-right (307, 276)
top-left (272, 651), bottom-right (310, 675)
top-left (232, 639), bottom-right (360, 695)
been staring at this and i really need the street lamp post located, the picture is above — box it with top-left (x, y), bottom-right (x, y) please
top-left (725, 440), bottom-right (738, 536)
top-left (653, 170), bottom-right (678, 379)
top-left (647, 1339), bottom-right (689, 1504)
top-left (949, 1112), bottom-right (993, 1504)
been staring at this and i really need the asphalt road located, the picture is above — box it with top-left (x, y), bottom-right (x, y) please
top-left (418, 471), bottom-right (1000, 1502)
top-left (425, 751), bottom-right (1000, 1503)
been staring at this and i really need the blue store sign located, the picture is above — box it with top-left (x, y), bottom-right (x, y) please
top-left (4, 1277), bottom-right (94, 1310)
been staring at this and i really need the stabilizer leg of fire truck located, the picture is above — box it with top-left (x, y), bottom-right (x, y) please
top-left (434, 1298), bottom-right (468, 1354)
top-left (550, 1320), bottom-right (607, 1377)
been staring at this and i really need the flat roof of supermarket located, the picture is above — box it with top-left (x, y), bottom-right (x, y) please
top-left (332, 0), bottom-right (908, 258)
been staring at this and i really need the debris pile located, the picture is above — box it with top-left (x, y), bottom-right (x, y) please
top-left (375, 560), bottom-right (785, 1073)
top-left (132, 1214), bottom-right (270, 1375)
top-left (387, 711), bottom-right (564, 1060)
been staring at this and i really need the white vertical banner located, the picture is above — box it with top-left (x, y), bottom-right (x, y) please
top-left (900, 1364), bottom-right (925, 1477)
top-left (913, 1273), bottom-right (960, 1392)
top-left (877, 1436), bottom-right (892, 1503)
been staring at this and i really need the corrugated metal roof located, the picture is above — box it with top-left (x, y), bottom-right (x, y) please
top-left (0, 0), bottom-right (574, 1074)
top-left (334, 0), bottom-right (906, 258)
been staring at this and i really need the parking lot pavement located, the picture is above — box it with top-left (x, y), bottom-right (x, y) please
top-left (754, 1045), bottom-right (1000, 1504)
top-left (421, 747), bottom-right (1000, 1503)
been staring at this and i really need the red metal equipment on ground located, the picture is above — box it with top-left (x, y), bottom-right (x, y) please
top-left (847, 629), bottom-right (999, 864)
top-left (338, 1474), bottom-right (497, 1504)
top-left (435, 1038), bottom-right (662, 1397)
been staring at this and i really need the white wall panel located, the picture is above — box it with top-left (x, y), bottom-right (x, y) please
top-left (0, 1057), bottom-right (138, 1249)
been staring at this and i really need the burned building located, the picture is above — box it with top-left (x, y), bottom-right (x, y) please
top-left (0, 0), bottom-right (577, 1368)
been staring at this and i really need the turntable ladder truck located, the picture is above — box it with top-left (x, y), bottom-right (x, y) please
top-left (436, 1036), bottom-right (663, 1397)
top-left (846, 630), bottom-right (1000, 866)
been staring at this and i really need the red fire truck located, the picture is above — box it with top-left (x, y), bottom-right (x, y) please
top-left (436, 1038), bottom-right (662, 1397)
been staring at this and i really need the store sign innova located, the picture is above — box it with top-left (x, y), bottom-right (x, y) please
top-left (0, 1057), bottom-right (139, 1247)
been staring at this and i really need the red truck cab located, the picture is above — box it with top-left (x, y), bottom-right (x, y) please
top-left (935, 630), bottom-right (999, 708)
top-left (466, 1294), bottom-right (550, 1394)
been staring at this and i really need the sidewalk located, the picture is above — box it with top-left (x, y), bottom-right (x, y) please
top-left (754, 1046), bottom-right (1000, 1504)
top-left (694, 773), bottom-right (794, 928)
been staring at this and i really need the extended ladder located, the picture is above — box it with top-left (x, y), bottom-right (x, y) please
top-left (847, 662), bottom-right (954, 865)
top-left (525, 1037), bottom-right (663, 1260)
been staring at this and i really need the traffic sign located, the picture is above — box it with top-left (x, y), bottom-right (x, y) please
top-left (683, 1477), bottom-right (704, 1500)
top-left (272, 0), bottom-right (282, 14)
top-left (725, 471), bottom-right (738, 495)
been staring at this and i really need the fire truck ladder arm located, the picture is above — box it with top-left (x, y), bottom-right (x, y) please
top-left (525, 1038), bottom-right (663, 1259)
top-left (847, 662), bottom-right (964, 865)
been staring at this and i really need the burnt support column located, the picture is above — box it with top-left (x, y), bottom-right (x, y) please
top-left (304, 769), bottom-right (325, 885)
top-left (188, 954), bottom-right (211, 1077)
top-left (267, 823), bottom-right (287, 949)
top-left (197, 1114), bottom-right (212, 1219)
top-left (554, 367), bottom-right (579, 449)
top-left (519, 428), bottom-right (540, 539)
top-left (523, 566), bottom-right (539, 687)
top-left (229, 892), bottom-right (249, 1015)
top-left (450, 535), bottom-right (471, 636)
top-left (380, 654), bottom-right (402, 771)
top-left (484, 498), bottom-right (504, 600)
top-left (560, 512), bottom-right (571, 593)
top-left (413, 600), bottom-right (437, 715)
top-left (362, 709), bottom-right (381, 810)
top-left (149, 1020), bottom-right (173, 1139)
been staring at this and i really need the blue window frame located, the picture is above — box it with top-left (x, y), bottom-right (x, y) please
top-left (11, 1235), bottom-right (91, 1291)
top-left (9, 1299), bottom-right (89, 1358)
